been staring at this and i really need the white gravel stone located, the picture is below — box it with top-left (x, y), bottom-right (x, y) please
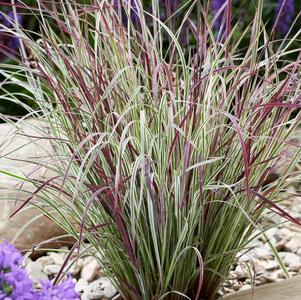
top-left (234, 265), bottom-right (249, 279)
top-left (263, 260), bottom-right (279, 271)
top-left (251, 247), bottom-right (272, 260)
top-left (289, 263), bottom-right (301, 272)
top-left (75, 278), bottom-right (88, 293)
top-left (252, 258), bottom-right (265, 274)
top-left (236, 252), bottom-right (250, 262)
top-left (283, 237), bottom-right (301, 253)
top-left (26, 261), bottom-right (48, 283)
top-left (87, 291), bottom-right (104, 299)
top-left (239, 284), bottom-right (252, 291)
top-left (262, 227), bottom-right (278, 241)
top-left (67, 258), bottom-right (84, 276)
top-left (83, 277), bottom-right (117, 300)
top-left (81, 259), bottom-right (100, 282)
top-left (36, 256), bottom-right (55, 267)
top-left (48, 252), bottom-right (65, 265)
top-left (43, 264), bottom-right (61, 275)
top-left (275, 228), bottom-right (294, 241)
top-left (103, 283), bottom-right (117, 298)
top-left (279, 252), bottom-right (301, 266)
top-left (81, 293), bottom-right (89, 300)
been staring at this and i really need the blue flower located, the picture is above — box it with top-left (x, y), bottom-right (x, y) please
top-left (0, 241), bottom-right (35, 300)
top-left (211, 0), bottom-right (226, 30)
top-left (274, 0), bottom-right (294, 34)
top-left (36, 275), bottom-right (79, 300)
top-left (168, 0), bottom-right (178, 15)
top-left (113, 0), bottom-right (141, 30)
top-left (0, 241), bottom-right (79, 300)
top-left (0, 241), bottom-right (23, 269)
top-left (0, 10), bottom-right (22, 59)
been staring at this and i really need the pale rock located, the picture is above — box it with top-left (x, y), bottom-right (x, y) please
top-left (68, 258), bottom-right (84, 276)
top-left (252, 258), bottom-right (265, 274)
top-left (83, 281), bottom-right (95, 294)
top-left (262, 227), bottom-right (278, 241)
top-left (247, 238), bottom-right (261, 248)
top-left (48, 252), bottom-right (64, 265)
top-left (288, 224), bottom-right (301, 234)
top-left (289, 263), bottom-right (301, 272)
top-left (279, 252), bottom-right (301, 266)
top-left (83, 256), bottom-right (94, 265)
top-left (236, 252), bottom-right (250, 262)
top-left (75, 278), bottom-right (88, 293)
top-left (0, 120), bottom-right (74, 252)
top-left (23, 257), bottom-right (33, 267)
top-left (36, 255), bottom-right (55, 267)
top-left (261, 271), bottom-right (281, 283)
top-left (275, 238), bottom-right (287, 251)
top-left (256, 275), bottom-right (268, 284)
top-left (263, 260), bottom-right (279, 271)
top-left (232, 284), bottom-right (241, 292)
top-left (277, 270), bottom-right (286, 279)
top-left (85, 277), bottom-right (117, 300)
top-left (95, 268), bottom-right (105, 278)
top-left (228, 271), bottom-right (238, 279)
top-left (297, 248), bottom-right (301, 256)
top-left (81, 259), bottom-right (100, 282)
top-left (275, 228), bottom-right (294, 241)
top-left (288, 271), bottom-right (298, 277)
top-left (103, 283), bottom-right (117, 298)
top-left (43, 264), bottom-right (61, 275)
top-left (234, 265), bottom-right (249, 279)
top-left (89, 277), bottom-right (110, 290)
top-left (295, 204), bottom-right (301, 213)
top-left (283, 237), bottom-right (301, 253)
top-left (87, 291), bottom-right (104, 299)
top-left (81, 293), bottom-right (89, 300)
top-left (26, 260), bottom-right (48, 283)
top-left (252, 247), bottom-right (273, 260)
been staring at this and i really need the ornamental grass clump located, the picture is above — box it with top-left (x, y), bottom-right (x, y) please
top-left (1, 0), bottom-right (301, 299)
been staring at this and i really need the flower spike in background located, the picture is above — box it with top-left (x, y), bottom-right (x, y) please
top-left (0, 10), bottom-right (22, 60)
top-left (274, 0), bottom-right (294, 34)
top-left (113, 0), bottom-right (141, 30)
top-left (211, 0), bottom-right (226, 30)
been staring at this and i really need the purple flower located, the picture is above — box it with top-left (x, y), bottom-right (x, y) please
top-left (274, 0), bottom-right (294, 34)
top-left (0, 10), bottom-right (22, 59)
top-left (158, 0), bottom-right (179, 20)
top-left (0, 241), bottom-right (23, 269)
top-left (0, 268), bottom-right (35, 300)
top-left (170, 0), bottom-right (178, 13)
top-left (36, 275), bottom-right (79, 300)
top-left (166, 0), bottom-right (178, 15)
top-left (113, 0), bottom-right (141, 30)
top-left (0, 241), bottom-right (79, 300)
top-left (211, 0), bottom-right (226, 30)
top-left (0, 241), bottom-right (35, 300)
